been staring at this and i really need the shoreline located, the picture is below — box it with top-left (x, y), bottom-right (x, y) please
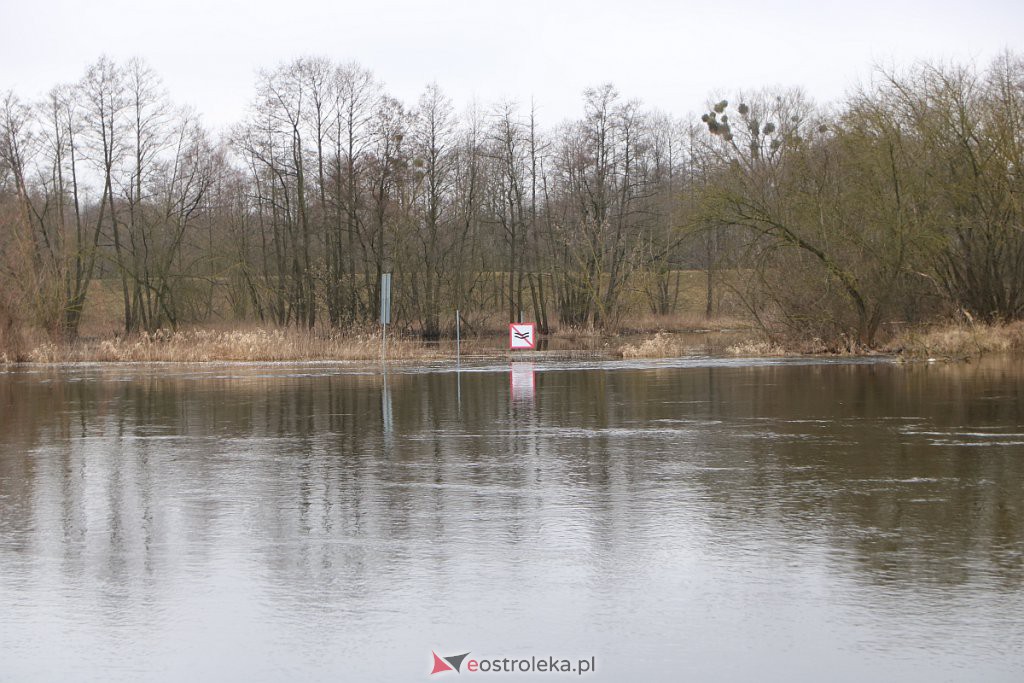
top-left (2, 320), bottom-right (1021, 366)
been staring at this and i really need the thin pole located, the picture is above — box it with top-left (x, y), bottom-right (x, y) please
top-left (381, 320), bottom-right (387, 364)
top-left (456, 309), bottom-right (461, 366)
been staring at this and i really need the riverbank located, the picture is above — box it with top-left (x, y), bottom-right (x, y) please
top-left (617, 321), bottom-right (1024, 361)
top-left (2, 320), bottom-right (1021, 365)
top-left (0, 315), bottom-right (749, 364)
top-left (887, 320), bottom-right (1024, 359)
top-left (0, 330), bottom-right (742, 365)
top-left (3, 328), bottom-right (449, 364)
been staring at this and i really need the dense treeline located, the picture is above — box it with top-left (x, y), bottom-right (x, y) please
top-left (1, 53), bottom-right (1022, 349)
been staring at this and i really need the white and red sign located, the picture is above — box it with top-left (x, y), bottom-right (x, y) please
top-left (509, 323), bottom-right (536, 350)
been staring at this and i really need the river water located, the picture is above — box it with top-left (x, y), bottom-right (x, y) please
top-left (1, 357), bottom-right (1022, 681)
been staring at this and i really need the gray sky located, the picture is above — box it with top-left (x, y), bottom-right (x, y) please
top-left (3, 0), bottom-right (1022, 131)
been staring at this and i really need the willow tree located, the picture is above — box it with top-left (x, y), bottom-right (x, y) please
top-left (1, 79), bottom-right (107, 339)
top-left (699, 88), bottom-right (923, 347)
top-left (879, 56), bottom-right (1024, 321)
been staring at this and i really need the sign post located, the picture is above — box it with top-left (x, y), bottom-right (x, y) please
top-left (509, 322), bottom-right (537, 402)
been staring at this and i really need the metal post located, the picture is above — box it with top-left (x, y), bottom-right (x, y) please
top-left (456, 309), bottom-right (461, 366)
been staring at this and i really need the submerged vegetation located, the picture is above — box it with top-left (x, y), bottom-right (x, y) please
top-left (2, 53), bottom-right (1023, 362)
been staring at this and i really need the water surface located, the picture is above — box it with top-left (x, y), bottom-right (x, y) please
top-left (1, 357), bottom-right (1022, 681)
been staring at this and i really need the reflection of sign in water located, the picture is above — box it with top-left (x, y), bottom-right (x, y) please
top-left (510, 363), bottom-right (535, 400)
top-left (509, 323), bottom-right (536, 350)
top-left (382, 376), bottom-right (393, 437)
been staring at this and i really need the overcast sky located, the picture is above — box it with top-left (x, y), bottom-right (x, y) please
top-left (3, 0), bottom-right (1022, 132)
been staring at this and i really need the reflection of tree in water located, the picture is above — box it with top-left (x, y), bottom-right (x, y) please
top-left (649, 360), bottom-right (1024, 591)
top-left (1, 359), bottom-right (1022, 617)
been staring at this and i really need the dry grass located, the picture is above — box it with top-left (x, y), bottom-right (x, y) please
top-left (619, 332), bottom-right (693, 358)
top-left (6, 325), bottom-right (742, 365)
top-left (616, 321), bottom-right (1024, 360)
top-left (0, 292), bottom-right (30, 363)
top-left (615, 329), bottom-right (757, 359)
top-left (890, 321), bottom-right (1024, 359)
top-left (549, 313), bottom-right (750, 337)
top-left (10, 319), bottom-right (1021, 366)
top-left (724, 339), bottom-right (791, 357)
top-left (613, 312), bottom-right (750, 334)
top-left (17, 327), bottom-right (448, 364)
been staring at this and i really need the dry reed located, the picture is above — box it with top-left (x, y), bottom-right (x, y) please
top-left (7, 320), bottom-right (1023, 366)
top-left (890, 321), bottom-right (1024, 359)
top-left (17, 328), bottom-right (447, 364)
top-left (619, 332), bottom-right (693, 358)
top-left (724, 339), bottom-right (790, 357)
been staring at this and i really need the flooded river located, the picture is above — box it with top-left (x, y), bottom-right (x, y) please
top-left (1, 357), bottom-right (1022, 681)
